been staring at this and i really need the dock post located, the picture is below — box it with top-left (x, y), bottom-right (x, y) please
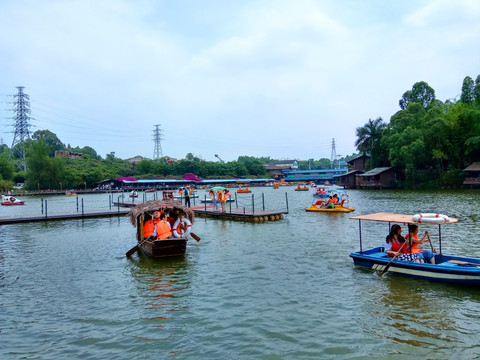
top-left (45, 200), bottom-right (48, 218)
top-left (285, 192), bottom-right (289, 212)
top-left (41, 198), bottom-right (44, 214)
top-left (117, 196), bottom-right (120, 213)
top-left (82, 198), bottom-right (84, 216)
top-left (76, 197), bottom-right (79, 212)
top-left (204, 195), bottom-right (207, 212)
top-left (262, 193), bottom-right (265, 210)
top-left (235, 193), bottom-right (238, 208)
top-left (252, 194), bottom-right (255, 215)
top-left (109, 195), bottom-right (112, 209)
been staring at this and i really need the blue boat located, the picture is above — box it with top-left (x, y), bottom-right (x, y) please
top-left (349, 212), bottom-right (480, 286)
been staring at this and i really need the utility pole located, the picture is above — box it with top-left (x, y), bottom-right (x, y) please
top-left (10, 86), bottom-right (32, 171)
top-left (330, 138), bottom-right (336, 169)
top-left (153, 124), bottom-right (163, 160)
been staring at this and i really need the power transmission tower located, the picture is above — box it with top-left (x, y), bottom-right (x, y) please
top-left (330, 138), bottom-right (336, 169)
top-left (153, 124), bottom-right (164, 159)
top-left (10, 86), bottom-right (33, 171)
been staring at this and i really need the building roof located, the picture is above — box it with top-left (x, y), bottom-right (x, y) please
top-left (356, 167), bottom-right (392, 177)
top-left (347, 154), bottom-right (370, 164)
top-left (334, 170), bottom-right (362, 178)
top-left (464, 162), bottom-right (480, 172)
top-left (265, 160), bottom-right (297, 166)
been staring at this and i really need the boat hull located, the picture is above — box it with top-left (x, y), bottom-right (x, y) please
top-left (350, 247), bottom-right (480, 286)
top-left (140, 238), bottom-right (187, 258)
top-left (305, 205), bottom-right (354, 213)
top-left (1, 201), bottom-right (25, 206)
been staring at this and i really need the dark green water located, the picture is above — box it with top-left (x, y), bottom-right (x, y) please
top-left (2, 188), bottom-right (480, 359)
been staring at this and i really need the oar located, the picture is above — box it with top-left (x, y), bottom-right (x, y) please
top-left (447, 260), bottom-right (480, 267)
top-left (427, 234), bottom-right (436, 253)
top-left (190, 232), bottom-right (201, 242)
top-left (380, 241), bottom-right (406, 276)
top-left (125, 239), bottom-right (147, 257)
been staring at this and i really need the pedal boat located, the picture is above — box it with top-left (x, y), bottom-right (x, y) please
top-left (305, 204), bottom-right (354, 213)
top-left (349, 212), bottom-right (480, 286)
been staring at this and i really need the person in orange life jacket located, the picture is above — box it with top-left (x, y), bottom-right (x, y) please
top-left (217, 190), bottom-right (225, 211)
top-left (156, 213), bottom-right (173, 240)
top-left (325, 196), bottom-right (336, 209)
top-left (385, 224), bottom-right (420, 262)
top-left (143, 211), bottom-right (162, 239)
top-left (385, 224), bottom-right (405, 254)
top-left (405, 224), bottom-right (435, 264)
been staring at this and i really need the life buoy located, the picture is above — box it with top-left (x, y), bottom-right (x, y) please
top-left (412, 213), bottom-right (450, 224)
top-left (172, 217), bottom-right (192, 238)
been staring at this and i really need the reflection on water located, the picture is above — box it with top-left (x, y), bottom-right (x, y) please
top-left (2, 189), bottom-right (480, 358)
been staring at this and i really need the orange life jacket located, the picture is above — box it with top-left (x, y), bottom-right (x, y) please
top-left (143, 219), bottom-right (155, 238)
top-left (407, 234), bottom-right (421, 253)
top-left (156, 220), bottom-right (172, 240)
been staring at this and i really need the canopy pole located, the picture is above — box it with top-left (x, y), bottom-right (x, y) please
top-left (359, 219), bottom-right (363, 253)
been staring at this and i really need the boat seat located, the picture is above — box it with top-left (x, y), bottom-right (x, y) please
top-left (386, 250), bottom-right (400, 257)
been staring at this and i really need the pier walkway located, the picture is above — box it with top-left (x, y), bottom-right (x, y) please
top-left (0, 208), bottom-right (130, 225)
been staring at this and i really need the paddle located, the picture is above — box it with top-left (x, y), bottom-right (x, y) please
top-left (447, 260), bottom-right (480, 267)
top-left (380, 241), bottom-right (406, 276)
top-left (427, 234), bottom-right (436, 253)
top-left (190, 232), bottom-right (201, 242)
top-left (125, 239), bottom-right (147, 257)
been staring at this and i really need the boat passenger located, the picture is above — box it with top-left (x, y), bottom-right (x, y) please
top-left (209, 190), bottom-right (218, 210)
top-left (156, 213), bottom-right (173, 240)
top-left (385, 224), bottom-right (405, 253)
top-left (405, 224), bottom-right (435, 264)
top-left (385, 225), bottom-right (420, 262)
top-left (325, 196), bottom-right (336, 209)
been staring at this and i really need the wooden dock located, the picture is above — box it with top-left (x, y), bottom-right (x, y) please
top-left (0, 209), bottom-right (130, 225)
top-left (193, 208), bottom-right (287, 222)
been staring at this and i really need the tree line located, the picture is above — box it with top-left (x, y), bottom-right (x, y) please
top-left (0, 132), bottom-right (352, 191)
top-left (355, 75), bottom-right (480, 188)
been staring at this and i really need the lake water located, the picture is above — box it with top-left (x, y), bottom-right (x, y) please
top-left (2, 188), bottom-right (480, 359)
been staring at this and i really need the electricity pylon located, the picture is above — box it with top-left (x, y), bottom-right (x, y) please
top-left (10, 86), bottom-right (33, 171)
top-left (153, 124), bottom-right (164, 159)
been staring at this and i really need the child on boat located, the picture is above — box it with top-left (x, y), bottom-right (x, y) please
top-left (405, 224), bottom-right (435, 264)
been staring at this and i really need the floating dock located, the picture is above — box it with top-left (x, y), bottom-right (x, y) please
top-left (0, 209), bottom-right (130, 225)
top-left (193, 208), bottom-right (287, 222)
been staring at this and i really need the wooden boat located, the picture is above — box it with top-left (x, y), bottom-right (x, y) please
top-left (128, 200), bottom-right (196, 259)
top-left (348, 212), bottom-right (480, 286)
top-left (1, 195), bottom-right (25, 206)
top-left (305, 204), bottom-right (354, 213)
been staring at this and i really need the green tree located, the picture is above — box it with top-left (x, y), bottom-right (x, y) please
top-left (25, 141), bottom-right (65, 190)
top-left (355, 117), bottom-right (386, 168)
top-left (399, 81), bottom-right (436, 110)
top-left (32, 129), bottom-right (65, 157)
top-left (474, 75), bottom-right (480, 103)
top-left (461, 76), bottom-right (475, 103)
top-left (0, 153), bottom-right (15, 180)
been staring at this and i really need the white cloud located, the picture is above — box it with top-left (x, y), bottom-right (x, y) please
top-left (1, 0), bottom-right (479, 161)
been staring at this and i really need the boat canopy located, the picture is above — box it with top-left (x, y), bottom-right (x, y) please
top-left (350, 212), bottom-right (458, 225)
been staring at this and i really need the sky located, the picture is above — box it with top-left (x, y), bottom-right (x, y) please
top-left (1, 0), bottom-right (479, 162)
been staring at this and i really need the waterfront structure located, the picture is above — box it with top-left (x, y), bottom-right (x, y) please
top-left (355, 167), bottom-right (399, 189)
top-left (463, 162), bottom-right (480, 187)
top-left (282, 168), bottom-right (348, 184)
